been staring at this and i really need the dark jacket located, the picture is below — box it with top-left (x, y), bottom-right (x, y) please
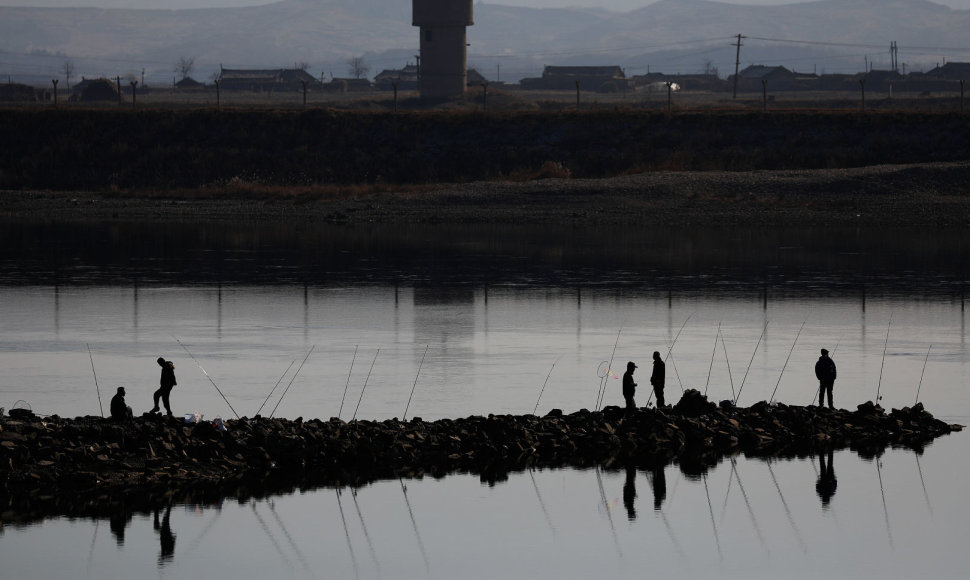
top-left (651, 359), bottom-right (665, 388)
top-left (160, 361), bottom-right (177, 388)
top-left (815, 356), bottom-right (837, 382)
top-left (110, 393), bottom-right (128, 420)
top-left (623, 370), bottom-right (637, 397)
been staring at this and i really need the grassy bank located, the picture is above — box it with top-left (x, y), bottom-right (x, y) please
top-left (3, 109), bottom-right (969, 192)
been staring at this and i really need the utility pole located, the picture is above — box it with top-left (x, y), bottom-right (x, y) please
top-left (732, 33), bottom-right (745, 99)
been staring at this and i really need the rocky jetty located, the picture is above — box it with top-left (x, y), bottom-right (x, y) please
top-left (1, 391), bottom-right (960, 505)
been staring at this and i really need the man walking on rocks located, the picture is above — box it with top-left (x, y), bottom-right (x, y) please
top-left (152, 357), bottom-right (177, 416)
top-left (651, 351), bottom-right (666, 408)
top-left (815, 348), bottom-right (837, 409)
top-left (622, 361), bottom-right (638, 411)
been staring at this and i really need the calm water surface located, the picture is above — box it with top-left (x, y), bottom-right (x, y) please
top-left (1, 222), bottom-right (967, 578)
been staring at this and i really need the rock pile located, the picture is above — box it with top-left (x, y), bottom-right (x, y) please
top-left (0, 390), bottom-right (961, 503)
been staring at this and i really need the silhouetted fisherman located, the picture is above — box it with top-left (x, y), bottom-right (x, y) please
top-left (623, 465), bottom-right (637, 520)
top-left (622, 361), bottom-right (638, 411)
top-left (816, 448), bottom-right (837, 507)
top-left (650, 351), bottom-right (666, 408)
top-left (151, 357), bottom-right (177, 416)
top-left (153, 502), bottom-right (176, 564)
top-left (815, 348), bottom-right (837, 409)
top-left (650, 463), bottom-right (667, 511)
top-left (110, 386), bottom-right (133, 422)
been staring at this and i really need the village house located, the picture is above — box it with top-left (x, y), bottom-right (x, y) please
top-left (519, 66), bottom-right (627, 92)
top-left (217, 67), bottom-right (320, 92)
top-left (374, 63), bottom-right (419, 91)
top-left (729, 65), bottom-right (800, 91)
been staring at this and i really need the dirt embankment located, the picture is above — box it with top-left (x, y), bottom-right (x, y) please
top-left (3, 161), bottom-right (970, 227)
top-left (3, 109), bottom-right (970, 226)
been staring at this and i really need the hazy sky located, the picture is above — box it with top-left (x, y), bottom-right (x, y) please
top-left (3, 0), bottom-right (969, 12)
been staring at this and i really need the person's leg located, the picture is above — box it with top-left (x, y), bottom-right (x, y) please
top-left (152, 389), bottom-right (161, 413)
top-left (827, 383), bottom-right (834, 409)
top-left (161, 388), bottom-right (173, 415)
top-left (656, 388), bottom-right (665, 408)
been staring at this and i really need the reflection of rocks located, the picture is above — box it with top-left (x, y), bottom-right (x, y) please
top-left (0, 392), bottom-right (961, 518)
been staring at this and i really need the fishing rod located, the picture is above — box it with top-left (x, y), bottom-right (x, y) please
top-left (647, 311), bottom-right (695, 406)
top-left (269, 344), bottom-right (316, 419)
top-left (915, 453), bottom-right (935, 517)
top-left (719, 328), bottom-right (736, 403)
top-left (250, 503), bottom-right (295, 576)
top-left (875, 456), bottom-right (895, 549)
top-left (86, 343), bottom-right (104, 418)
top-left (529, 468), bottom-right (556, 537)
top-left (594, 466), bottom-right (622, 557)
top-left (533, 355), bottom-right (561, 415)
top-left (175, 337), bottom-right (240, 419)
top-left (400, 478), bottom-right (432, 575)
top-left (403, 344), bottom-right (429, 421)
top-left (728, 458), bottom-right (768, 555)
top-left (669, 352), bottom-right (686, 393)
top-left (767, 459), bottom-right (808, 554)
top-left (876, 314), bottom-right (893, 403)
top-left (351, 488), bottom-right (382, 574)
top-left (596, 328), bottom-right (622, 411)
top-left (338, 345), bottom-right (359, 420)
top-left (734, 320), bottom-right (768, 406)
top-left (769, 321), bottom-right (806, 404)
top-left (705, 323), bottom-right (721, 396)
top-left (702, 472), bottom-right (724, 562)
top-left (335, 489), bottom-right (361, 580)
top-left (254, 358), bottom-right (296, 417)
top-left (915, 344), bottom-right (932, 405)
top-left (352, 348), bottom-right (380, 422)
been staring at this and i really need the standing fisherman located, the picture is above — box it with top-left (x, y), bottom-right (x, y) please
top-left (151, 357), bottom-right (177, 416)
top-left (622, 361), bottom-right (638, 411)
top-left (815, 348), bottom-right (837, 409)
top-left (650, 351), bottom-right (666, 408)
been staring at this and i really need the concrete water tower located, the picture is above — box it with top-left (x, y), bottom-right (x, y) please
top-left (412, 0), bottom-right (474, 99)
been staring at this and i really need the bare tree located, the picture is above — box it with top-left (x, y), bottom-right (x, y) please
top-left (62, 59), bottom-right (75, 89)
top-left (294, 61), bottom-right (309, 72)
top-left (346, 55), bottom-right (369, 80)
top-left (176, 56), bottom-right (195, 81)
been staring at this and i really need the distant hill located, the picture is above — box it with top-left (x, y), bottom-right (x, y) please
top-left (0, 0), bottom-right (967, 85)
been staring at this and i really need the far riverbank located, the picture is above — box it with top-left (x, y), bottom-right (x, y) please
top-left (3, 161), bottom-right (970, 226)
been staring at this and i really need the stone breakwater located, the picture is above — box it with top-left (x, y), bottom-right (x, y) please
top-left (0, 391), bottom-right (960, 501)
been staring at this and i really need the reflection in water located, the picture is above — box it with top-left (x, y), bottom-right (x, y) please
top-left (153, 503), bottom-right (176, 565)
top-left (816, 448), bottom-right (838, 507)
top-left (2, 442), bottom-right (964, 580)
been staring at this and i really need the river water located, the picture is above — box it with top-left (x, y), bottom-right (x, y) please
top-left (0, 221), bottom-right (967, 578)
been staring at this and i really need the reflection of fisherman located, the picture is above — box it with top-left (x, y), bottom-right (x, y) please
top-left (151, 357), bottom-right (177, 416)
top-left (815, 348), bottom-right (837, 409)
top-left (622, 361), bottom-right (638, 411)
top-left (623, 465), bottom-right (637, 520)
top-left (650, 463), bottom-right (667, 511)
top-left (650, 351), bottom-right (666, 408)
top-left (109, 499), bottom-right (133, 546)
top-left (110, 386), bottom-right (133, 422)
top-left (154, 503), bottom-right (176, 564)
top-left (816, 448), bottom-right (837, 507)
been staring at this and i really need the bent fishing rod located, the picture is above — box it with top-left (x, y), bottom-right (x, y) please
top-left (87, 343), bottom-right (104, 418)
top-left (175, 337), bottom-right (240, 419)
top-left (269, 344), bottom-right (316, 419)
top-left (647, 311), bottom-right (694, 407)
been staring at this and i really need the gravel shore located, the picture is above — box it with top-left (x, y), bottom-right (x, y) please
top-left (3, 161), bottom-right (970, 227)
